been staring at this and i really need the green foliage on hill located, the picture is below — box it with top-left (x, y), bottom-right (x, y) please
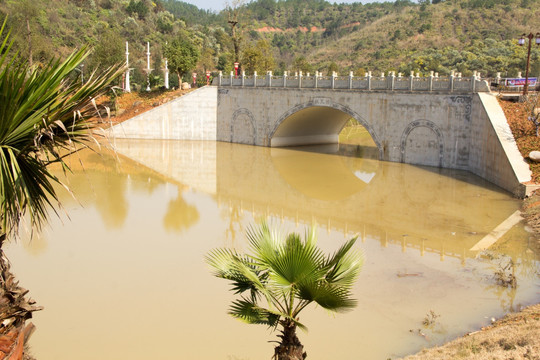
top-left (0, 0), bottom-right (538, 88)
top-left (0, 0), bottom-right (229, 90)
top-left (241, 0), bottom-right (540, 77)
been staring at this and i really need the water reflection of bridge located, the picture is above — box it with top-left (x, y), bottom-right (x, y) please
top-left (220, 196), bottom-right (470, 264)
top-left (110, 139), bottom-right (522, 262)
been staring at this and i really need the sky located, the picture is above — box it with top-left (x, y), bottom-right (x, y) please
top-left (182, 0), bottom-right (388, 12)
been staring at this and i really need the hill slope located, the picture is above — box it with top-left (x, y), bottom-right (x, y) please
top-left (0, 0), bottom-right (538, 83)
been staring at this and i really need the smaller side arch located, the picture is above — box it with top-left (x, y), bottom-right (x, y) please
top-left (400, 119), bottom-right (444, 167)
top-left (230, 108), bottom-right (256, 145)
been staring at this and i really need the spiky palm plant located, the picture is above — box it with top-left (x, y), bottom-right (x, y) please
top-left (206, 222), bottom-right (363, 360)
top-left (0, 18), bottom-right (124, 339)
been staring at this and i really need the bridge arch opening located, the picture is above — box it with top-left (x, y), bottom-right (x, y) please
top-left (269, 102), bottom-right (382, 159)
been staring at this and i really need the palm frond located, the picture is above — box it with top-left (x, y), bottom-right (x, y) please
top-left (266, 232), bottom-right (326, 290)
top-left (205, 248), bottom-right (262, 298)
top-left (324, 237), bottom-right (364, 288)
top-left (246, 221), bottom-right (282, 265)
top-left (298, 282), bottom-right (357, 313)
top-left (0, 18), bottom-right (125, 240)
top-left (229, 298), bottom-right (280, 328)
top-left (207, 221), bottom-right (363, 335)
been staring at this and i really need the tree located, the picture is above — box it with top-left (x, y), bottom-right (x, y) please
top-left (126, 0), bottom-right (149, 19)
top-left (164, 37), bottom-right (199, 85)
top-left (87, 28), bottom-right (125, 71)
top-left (11, 0), bottom-right (39, 67)
top-left (225, 0), bottom-right (245, 64)
top-left (327, 61), bottom-right (339, 75)
top-left (292, 56), bottom-right (313, 74)
top-left (156, 11), bottom-right (175, 33)
top-left (0, 20), bottom-right (124, 352)
top-left (241, 40), bottom-right (275, 75)
top-left (217, 53), bottom-right (233, 73)
top-left (199, 46), bottom-right (216, 73)
top-left (206, 222), bottom-right (363, 360)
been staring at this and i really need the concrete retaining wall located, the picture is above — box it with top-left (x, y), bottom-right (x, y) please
top-left (108, 86), bottom-right (217, 140)
top-left (469, 93), bottom-right (532, 196)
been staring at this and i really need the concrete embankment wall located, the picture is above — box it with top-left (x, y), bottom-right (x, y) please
top-left (469, 93), bottom-right (532, 196)
top-left (108, 86), bottom-right (217, 140)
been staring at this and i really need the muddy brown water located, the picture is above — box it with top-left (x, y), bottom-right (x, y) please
top-left (5, 139), bottom-right (540, 360)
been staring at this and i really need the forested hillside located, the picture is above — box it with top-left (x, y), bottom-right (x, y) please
top-left (0, 0), bottom-right (538, 91)
top-left (241, 0), bottom-right (540, 77)
top-left (0, 0), bottom-right (230, 89)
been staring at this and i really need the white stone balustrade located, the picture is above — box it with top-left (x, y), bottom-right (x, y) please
top-left (215, 71), bottom-right (490, 92)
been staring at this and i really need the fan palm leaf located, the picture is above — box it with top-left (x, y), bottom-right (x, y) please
top-left (206, 221), bottom-right (364, 359)
top-left (0, 19), bottom-right (125, 242)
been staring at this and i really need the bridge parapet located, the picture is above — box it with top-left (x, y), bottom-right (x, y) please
top-left (213, 70), bottom-right (490, 93)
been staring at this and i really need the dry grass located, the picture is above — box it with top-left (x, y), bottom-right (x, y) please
top-left (398, 304), bottom-right (540, 360)
top-left (499, 96), bottom-right (540, 182)
top-left (90, 87), bottom-right (195, 128)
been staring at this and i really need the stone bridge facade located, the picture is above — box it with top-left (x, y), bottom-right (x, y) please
top-left (108, 83), bottom-right (532, 196)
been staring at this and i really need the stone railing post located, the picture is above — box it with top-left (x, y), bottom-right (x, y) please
top-left (429, 71), bottom-right (434, 91)
top-left (315, 71), bottom-right (319, 88)
top-left (389, 71), bottom-right (395, 91)
top-left (241, 71), bottom-right (245, 87)
top-left (253, 71), bottom-right (257, 87)
top-left (267, 71), bottom-right (272, 87)
top-left (472, 75), bottom-right (476, 92)
top-left (450, 71), bottom-right (455, 92)
top-left (218, 71), bottom-right (222, 86)
top-left (299, 71), bottom-right (303, 88)
top-left (409, 71), bottom-right (414, 91)
top-left (367, 71), bottom-right (372, 91)
top-left (349, 71), bottom-right (354, 89)
top-left (230, 71), bottom-right (234, 87)
top-left (331, 71), bottom-right (336, 89)
top-left (283, 71), bottom-right (287, 88)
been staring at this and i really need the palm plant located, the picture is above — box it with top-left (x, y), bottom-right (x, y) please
top-left (0, 18), bottom-right (124, 341)
top-left (206, 222), bottom-right (363, 360)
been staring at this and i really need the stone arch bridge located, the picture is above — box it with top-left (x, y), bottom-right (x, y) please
top-left (109, 77), bottom-right (532, 196)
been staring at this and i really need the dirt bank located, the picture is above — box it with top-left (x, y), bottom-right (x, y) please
top-left (398, 304), bottom-right (540, 360)
top-left (91, 87), bottom-right (195, 128)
